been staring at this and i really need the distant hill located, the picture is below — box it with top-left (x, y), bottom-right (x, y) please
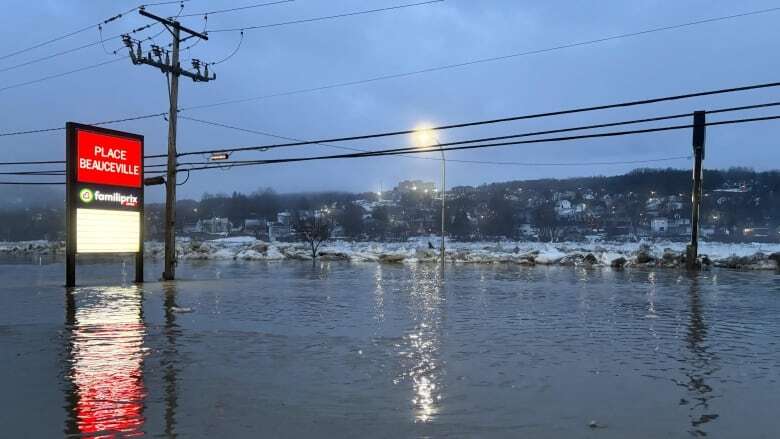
top-left (0, 186), bottom-right (64, 211)
top-left (2, 167), bottom-right (780, 241)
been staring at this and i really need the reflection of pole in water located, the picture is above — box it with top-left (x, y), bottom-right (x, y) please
top-left (677, 274), bottom-right (719, 437)
top-left (163, 283), bottom-right (181, 438)
top-left (64, 286), bottom-right (147, 437)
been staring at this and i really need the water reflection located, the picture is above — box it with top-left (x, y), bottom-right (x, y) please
top-left (162, 283), bottom-right (182, 438)
top-left (677, 274), bottom-right (719, 437)
top-left (399, 265), bottom-right (445, 423)
top-left (373, 264), bottom-right (385, 327)
top-left (64, 286), bottom-right (147, 438)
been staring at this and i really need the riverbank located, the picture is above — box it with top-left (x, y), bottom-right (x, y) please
top-left (2, 238), bottom-right (780, 270)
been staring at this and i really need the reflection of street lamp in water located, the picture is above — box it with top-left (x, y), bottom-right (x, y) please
top-left (404, 264), bottom-right (444, 423)
top-left (412, 124), bottom-right (445, 273)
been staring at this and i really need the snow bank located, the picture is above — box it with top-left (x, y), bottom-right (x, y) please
top-left (2, 238), bottom-right (780, 270)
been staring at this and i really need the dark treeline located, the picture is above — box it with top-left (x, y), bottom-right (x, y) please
top-left (1, 167), bottom-right (779, 241)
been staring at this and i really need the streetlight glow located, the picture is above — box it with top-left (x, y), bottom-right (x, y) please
top-left (412, 123), bottom-right (437, 149)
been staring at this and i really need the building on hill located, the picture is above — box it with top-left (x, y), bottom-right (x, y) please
top-left (196, 217), bottom-right (232, 236)
top-left (396, 180), bottom-right (437, 194)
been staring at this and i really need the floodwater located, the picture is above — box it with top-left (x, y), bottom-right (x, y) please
top-left (1, 258), bottom-right (779, 438)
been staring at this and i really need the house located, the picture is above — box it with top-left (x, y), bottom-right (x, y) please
top-left (517, 223), bottom-right (536, 238)
top-left (277, 212), bottom-right (292, 226)
top-left (651, 218), bottom-right (668, 233)
top-left (268, 222), bottom-right (293, 242)
top-left (555, 200), bottom-right (573, 217)
top-left (645, 197), bottom-right (662, 212)
top-left (243, 219), bottom-right (268, 239)
top-left (196, 217), bottom-right (231, 235)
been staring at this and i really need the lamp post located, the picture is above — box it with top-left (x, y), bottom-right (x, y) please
top-left (413, 125), bottom-right (446, 273)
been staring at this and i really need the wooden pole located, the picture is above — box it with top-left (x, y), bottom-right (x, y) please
top-left (686, 111), bottom-right (706, 270)
top-left (163, 25), bottom-right (180, 281)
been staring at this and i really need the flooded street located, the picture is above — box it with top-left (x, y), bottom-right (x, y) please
top-left (1, 259), bottom-right (779, 438)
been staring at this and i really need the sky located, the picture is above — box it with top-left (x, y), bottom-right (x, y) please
top-left (2, 0), bottom-right (780, 200)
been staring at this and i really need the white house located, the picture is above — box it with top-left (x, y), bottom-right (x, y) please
top-left (651, 218), bottom-right (669, 233)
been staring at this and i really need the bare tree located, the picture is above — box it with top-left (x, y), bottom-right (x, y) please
top-left (296, 213), bottom-right (332, 259)
top-left (532, 203), bottom-right (563, 242)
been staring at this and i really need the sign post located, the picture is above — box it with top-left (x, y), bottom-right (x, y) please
top-left (65, 123), bottom-right (144, 287)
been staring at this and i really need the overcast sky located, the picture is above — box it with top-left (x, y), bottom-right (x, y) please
top-left (2, 0), bottom-right (780, 200)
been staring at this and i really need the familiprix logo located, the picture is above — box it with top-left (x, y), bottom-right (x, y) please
top-left (96, 190), bottom-right (139, 207)
top-left (79, 188), bottom-right (94, 203)
top-left (79, 188), bottom-right (139, 208)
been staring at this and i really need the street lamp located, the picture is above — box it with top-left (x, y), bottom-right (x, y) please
top-left (412, 123), bottom-right (446, 272)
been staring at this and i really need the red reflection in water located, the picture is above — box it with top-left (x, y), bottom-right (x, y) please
top-left (68, 288), bottom-right (146, 438)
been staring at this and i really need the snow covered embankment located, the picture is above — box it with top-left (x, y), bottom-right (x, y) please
top-left (150, 238), bottom-right (780, 270)
top-left (3, 238), bottom-right (780, 270)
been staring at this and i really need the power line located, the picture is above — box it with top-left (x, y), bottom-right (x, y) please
top-left (0, 181), bottom-right (64, 185)
top-left (179, 115), bottom-right (365, 151)
top-left (0, 9), bottom-right (134, 62)
top-left (178, 0), bottom-right (295, 18)
top-left (0, 160), bottom-right (64, 166)
top-left (208, 0), bottom-right (443, 33)
top-left (184, 5), bottom-right (780, 110)
top-left (178, 115), bottom-right (697, 167)
top-left (5, 109), bottom-right (777, 174)
top-left (0, 23), bottom-right (158, 75)
top-left (1, 6), bottom-right (778, 135)
top-left (210, 31), bottom-right (244, 65)
top-left (171, 84), bottom-right (780, 158)
top-left (2, 97), bottom-right (779, 171)
top-left (0, 40), bottom-right (112, 74)
top-left (435, 155), bottom-right (691, 167)
top-left (175, 114), bottom-right (780, 172)
top-left (181, 100), bottom-right (780, 154)
top-left (0, 58), bottom-right (123, 94)
top-left (0, 155), bottom-right (693, 177)
top-left (0, 170), bottom-right (64, 176)
top-left (0, 1), bottom-right (186, 62)
top-left (0, 112), bottom-right (165, 138)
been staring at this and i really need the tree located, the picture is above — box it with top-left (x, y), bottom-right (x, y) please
top-left (369, 206), bottom-right (390, 239)
top-left (483, 189), bottom-right (516, 237)
top-left (295, 214), bottom-right (332, 259)
top-left (250, 188), bottom-right (281, 220)
top-left (532, 203), bottom-right (563, 242)
top-left (449, 209), bottom-right (473, 239)
top-left (338, 202), bottom-right (365, 238)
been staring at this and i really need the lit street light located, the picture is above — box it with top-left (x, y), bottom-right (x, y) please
top-left (412, 123), bottom-right (446, 273)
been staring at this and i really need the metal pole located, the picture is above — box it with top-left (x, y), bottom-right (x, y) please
top-left (136, 196), bottom-right (144, 284)
top-left (686, 111), bottom-right (706, 270)
top-left (440, 147), bottom-right (446, 273)
top-left (163, 25), bottom-right (180, 281)
top-left (65, 124), bottom-right (76, 287)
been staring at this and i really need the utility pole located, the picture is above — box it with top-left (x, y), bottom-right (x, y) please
top-left (122, 7), bottom-right (215, 280)
top-left (439, 147), bottom-right (446, 274)
top-left (686, 111), bottom-right (706, 270)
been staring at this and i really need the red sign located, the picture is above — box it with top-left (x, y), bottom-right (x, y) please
top-left (76, 129), bottom-right (142, 188)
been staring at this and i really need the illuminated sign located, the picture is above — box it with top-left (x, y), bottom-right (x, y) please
top-left (76, 209), bottom-right (141, 253)
top-left (76, 129), bottom-right (142, 188)
top-left (66, 123), bottom-right (145, 286)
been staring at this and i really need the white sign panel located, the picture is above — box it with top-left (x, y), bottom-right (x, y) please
top-left (76, 209), bottom-right (140, 253)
